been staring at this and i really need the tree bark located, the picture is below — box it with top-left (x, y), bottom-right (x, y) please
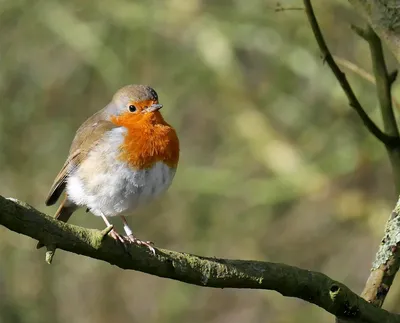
top-left (349, 0), bottom-right (400, 63)
top-left (0, 195), bottom-right (399, 323)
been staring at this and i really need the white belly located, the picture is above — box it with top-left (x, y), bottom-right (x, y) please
top-left (66, 127), bottom-right (176, 217)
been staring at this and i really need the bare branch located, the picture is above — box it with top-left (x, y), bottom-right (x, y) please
top-left (351, 24), bottom-right (369, 40)
top-left (274, 6), bottom-right (304, 12)
top-left (333, 55), bottom-right (375, 84)
top-left (302, 0), bottom-right (400, 148)
top-left (389, 70), bottom-right (398, 86)
top-left (364, 26), bottom-right (399, 138)
top-left (333, 56), bottom-right (400, 113)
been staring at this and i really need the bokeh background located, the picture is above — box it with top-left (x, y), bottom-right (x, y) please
top-left (1, 0), bottom-right (400, 322)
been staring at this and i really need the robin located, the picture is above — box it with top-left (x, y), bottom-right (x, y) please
top-left (38, 84), bottom-right (179, 254)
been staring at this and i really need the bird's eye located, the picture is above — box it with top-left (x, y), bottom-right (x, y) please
top-left (128, 105), bottom-right (137, 112)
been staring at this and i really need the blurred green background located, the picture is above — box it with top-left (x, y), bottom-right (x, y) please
top-left (1, 0), bottom-right (400, 322)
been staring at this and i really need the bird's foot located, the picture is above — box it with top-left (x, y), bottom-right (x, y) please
top-left (109, 230), bottom-right (155, 255)
top-left (125, 235), bottom-right (156, 255)
top-left (109, 229), bottom-right (128, 250)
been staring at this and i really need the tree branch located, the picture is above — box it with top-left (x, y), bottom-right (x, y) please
top-left (365, 26), bottom-right (399, 138)
top-left (346, 24), bottom-right (400, 306)
top-left (361, 196), bottom-right (400, 307)
top-left (302, 0), bottom-right (400, 149)
top-left (333, 55), bottom-right (400, 113)
top-left (361, 25), bottom-right (400, 191)
top-left (0, 195), bottom-right (399, 323)
top-left (303, 0), bottom-right (400, 317)
top-left (333, 55), bottom-right (375, 84)
top-left (348, 0), bottom-right (400, 63)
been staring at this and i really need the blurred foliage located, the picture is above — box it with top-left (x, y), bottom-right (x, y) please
top-left (1, 0), bottom-right (400, 322)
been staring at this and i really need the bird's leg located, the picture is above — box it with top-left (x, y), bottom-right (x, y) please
top-left (100, 213), bottom-right (125, 245)
top-left (120, 216), bottom-right (155, 255)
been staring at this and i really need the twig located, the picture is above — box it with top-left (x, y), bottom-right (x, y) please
top-left (365, 26), bottom-right (399, 138)
top-left (274, 6), bottom-right (304, 12)
top-left (302, 0), bottom-right (400, 148)
top-left (45, 244), bottom-right (56, 264)
top-left (333, 55), bottom-right (375, 84)
top-left (351, 24), bottom-right (369, 41)
top-left (389, 70), bottom-right (398, 86)
top-left (333, 56), bottom-right (400, 111)
top-left (100, 225), bottom-right (114, 241)
top-left (0, 195), bottom-right (400, 323)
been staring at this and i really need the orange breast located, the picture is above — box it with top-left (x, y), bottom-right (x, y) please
top-left (111, 112), bottom-right (180, 169)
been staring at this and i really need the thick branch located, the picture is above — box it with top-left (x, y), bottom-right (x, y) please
top-left (361, 196), bottom-right (400, 307)
top-left (302, 0), bottom-right (400, 148)
top-left (0, 195), bottom-right (399, 323)
top-left (349, 0), bottom-right (400, 63)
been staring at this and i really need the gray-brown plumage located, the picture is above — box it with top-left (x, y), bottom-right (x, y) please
top-left (39, 84), bottom-right (172, 254)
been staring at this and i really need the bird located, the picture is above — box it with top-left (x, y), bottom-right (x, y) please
top-left (38, 84), bottom-right (180, 254)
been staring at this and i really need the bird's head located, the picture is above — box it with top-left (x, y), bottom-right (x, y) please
top-left (106, 84), bottom-right (165, 125)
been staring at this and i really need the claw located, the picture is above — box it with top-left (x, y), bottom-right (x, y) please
top-left (119, 215), bottom-right (156, 255)
top-left (108, 230), bottom-right (155, 255)
top-left (109, 229), bottom-right (129, 251)
top-left (126, 234), bottom-right (156, 255)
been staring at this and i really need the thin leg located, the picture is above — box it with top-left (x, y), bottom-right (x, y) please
top-left (121, 215), bottom-right (134, 236)
top-left (120, 216), bottom-right (155, 255)
top-left (100, 214), bottom-right (125, 245)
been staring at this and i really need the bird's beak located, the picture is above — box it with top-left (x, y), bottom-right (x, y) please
top-left (145, 103), bottom-right (163, 113)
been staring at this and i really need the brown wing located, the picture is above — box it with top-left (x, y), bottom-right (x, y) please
top-left (45, 117), bottom-right (119, 206)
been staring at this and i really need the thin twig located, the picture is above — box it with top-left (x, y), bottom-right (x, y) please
top-left (365, 26), bottom-right (399, 138)
top-left (333, 55), bottom-right (375, 84)
top-left (389, 70), bottom-right (398, 86)
top-left (302, 0), bottom-right (400, 148)
top-left (351, 24), bottom-right (369, 40)
top-left (274, 6), bottom-right (304, 12)
top-left (333, 55), bottom-right (400, 111)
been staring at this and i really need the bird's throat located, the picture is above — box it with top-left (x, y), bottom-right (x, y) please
top-left (112, 114), bottom-right (180, 170)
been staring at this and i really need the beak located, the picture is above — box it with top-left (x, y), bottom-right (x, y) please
top-left (145, 103), bottom-right (163, 113)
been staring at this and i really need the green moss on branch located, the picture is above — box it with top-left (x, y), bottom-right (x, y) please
top-left (0, 195), bottom-right (399, 322)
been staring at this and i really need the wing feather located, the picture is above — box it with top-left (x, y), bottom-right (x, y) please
top-left (45, 119), bottom-right (119, 206)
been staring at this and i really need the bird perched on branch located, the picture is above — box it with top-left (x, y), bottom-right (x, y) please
top-left (38, 85), bottom-right (180, 254)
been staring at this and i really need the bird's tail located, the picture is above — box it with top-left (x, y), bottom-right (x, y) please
top-left (36, 196), bottom-right (78, 249)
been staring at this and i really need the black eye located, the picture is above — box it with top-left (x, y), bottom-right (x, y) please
top-left (128, 105), bottom-right (136, 112)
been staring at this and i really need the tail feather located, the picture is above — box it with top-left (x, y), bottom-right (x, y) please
top-left (36, 197), bottom-right (77, 249)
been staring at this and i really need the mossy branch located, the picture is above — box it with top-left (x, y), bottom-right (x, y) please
top-left (0, 195), bottom-right (399, 323)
